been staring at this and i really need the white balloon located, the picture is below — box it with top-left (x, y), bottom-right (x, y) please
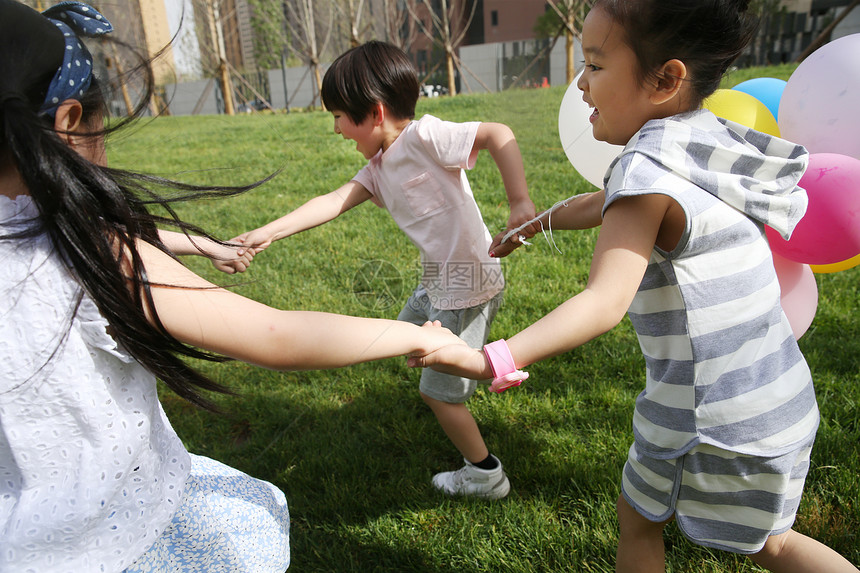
top-left (778, 33), bottom-right (860, 159)
top-left (558, 73), bottom-right (624, 189)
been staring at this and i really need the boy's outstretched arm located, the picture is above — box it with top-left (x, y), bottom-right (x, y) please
top-left (221, 181), bottom-right (372, 273)
top-left (473, 122), bottom-right (536, 233)
top-left (488, 190), bottom-right (607, 257)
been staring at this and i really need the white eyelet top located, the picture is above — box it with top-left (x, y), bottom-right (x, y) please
top-left (0, 195), bottom-right (190, 573)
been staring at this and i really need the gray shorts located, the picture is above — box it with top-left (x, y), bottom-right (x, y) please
top-left (621, 434), bottom-right (816, 554)
top-left (398, 286), bottom-right (503, 403)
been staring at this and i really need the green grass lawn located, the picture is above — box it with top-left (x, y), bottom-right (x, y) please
top-left (109, 67), bottom-right (859, 572)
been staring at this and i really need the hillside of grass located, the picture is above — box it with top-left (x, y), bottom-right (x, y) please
top-left (108, 65), bottom-right (858, 572)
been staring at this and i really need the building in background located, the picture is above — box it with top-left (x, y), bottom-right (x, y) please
top-left (135, 0), bottom-right (177, 84)
top-left (194, 0), bottom-right (257, 73)
top-left (749, 0), bottom-right (859, 63)
top-left (482, 0), bottom-right (547, 44)
top-left (162, 0), bottom-right (204, 80)
top-left (221, 0), bottom-right (257, 71)
top-left (404, 0), bottom-right (547, 89)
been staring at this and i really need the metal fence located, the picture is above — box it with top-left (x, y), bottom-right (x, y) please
top-left (159, 38), bottom-right (573, 116)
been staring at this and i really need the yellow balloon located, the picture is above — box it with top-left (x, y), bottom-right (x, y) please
top-left (809, 252), bottom-right (860, 273)
top-left (703, 89), bottom-right (781, 137)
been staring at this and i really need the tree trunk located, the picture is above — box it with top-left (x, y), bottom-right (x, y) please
top-left (565, 28), bottom-right (575, 84)
top-left (446, 48), bottom-right (457, 96)
top-left (210, 0), bottom-right (234, 115)
top-left (314, 62), bottom-right (325, 110)
top-left (219, 59), bottom-right (234, 116)
top-left (110, 46), bottom-right (134, 116)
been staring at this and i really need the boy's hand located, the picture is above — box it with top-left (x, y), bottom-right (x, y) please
top-left (489, 229), bottom-right (530, 258)
top-left (489, 198), bottom-right (539, 258)
top-left (233, 229), bottom-right (274, 252)
top-left (507, 198), bottom-right (537, 232)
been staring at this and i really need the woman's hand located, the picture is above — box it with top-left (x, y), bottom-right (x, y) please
top-left (208, 241), bottom-right (257, 274)
top-left (407, 327), bottom-right (491, 380)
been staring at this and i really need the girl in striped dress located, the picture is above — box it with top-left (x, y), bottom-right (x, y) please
top-left (411, 0), bottom-right (857, 570)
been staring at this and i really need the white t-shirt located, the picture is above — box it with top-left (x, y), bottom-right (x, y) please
top-left (353, 114), bottom-right (504, 310)
top-left (0, 195), bottom-right (189, 573)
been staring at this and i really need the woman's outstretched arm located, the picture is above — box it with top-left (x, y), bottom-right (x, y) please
top-left (136, 239), bottom-right (464, 370)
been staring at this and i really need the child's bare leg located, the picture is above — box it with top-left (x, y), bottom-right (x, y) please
top-left (616, 495), bottom-right (667, 573)
top-left (749, 529), bottom-right (857, 572)
top-left (420, 392), bottom-right (488, 462)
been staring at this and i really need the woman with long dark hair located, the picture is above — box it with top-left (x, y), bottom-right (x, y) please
top-left (0, 2), bottom-right (462, 571)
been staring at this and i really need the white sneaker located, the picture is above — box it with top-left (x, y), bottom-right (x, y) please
top-left (431, 457), bottom-right (511, 500)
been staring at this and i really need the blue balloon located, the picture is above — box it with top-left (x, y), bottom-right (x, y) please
top-left (732, 77), bottom-right (787, 123)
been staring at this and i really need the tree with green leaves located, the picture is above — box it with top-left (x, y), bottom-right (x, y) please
top-left (247, 0), bottom-right (294, 70)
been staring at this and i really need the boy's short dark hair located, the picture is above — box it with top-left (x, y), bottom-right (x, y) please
top-left (321, 41), bottom-right (420, 124)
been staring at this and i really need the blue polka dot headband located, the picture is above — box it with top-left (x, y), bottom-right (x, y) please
top-left (39, 1), bottom-right (113, 117)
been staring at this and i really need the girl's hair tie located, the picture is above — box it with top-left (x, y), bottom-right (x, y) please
top-left (38, 1), bottom-right (113, 118)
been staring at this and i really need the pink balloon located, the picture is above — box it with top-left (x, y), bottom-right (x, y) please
top-left (772, 253), bottom-right (818, 340)
top-left (766, 153), bottom-right (860, 264)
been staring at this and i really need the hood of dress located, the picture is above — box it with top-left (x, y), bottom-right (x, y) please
top-left (609, 109), bottom-right (809, 239)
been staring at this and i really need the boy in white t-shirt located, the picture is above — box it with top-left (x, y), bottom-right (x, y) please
top-left (229, 41), bottom-right (536, 499)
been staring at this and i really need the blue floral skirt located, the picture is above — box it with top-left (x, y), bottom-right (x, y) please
top-left (124, 454), bottom-right (290, 572)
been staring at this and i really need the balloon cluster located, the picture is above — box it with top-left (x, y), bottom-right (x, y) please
top-left (704, 34), bottom-right (860, 338)
top-left (558, 34), bottom-right (860, 339)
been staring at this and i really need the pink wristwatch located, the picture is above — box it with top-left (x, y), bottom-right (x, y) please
top-left (483, 339), bottom-right (528, 393)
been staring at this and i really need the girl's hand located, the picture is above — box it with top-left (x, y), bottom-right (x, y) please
top-left (211, 231), bottom-right (273, 274)
top-left (411, 320), bottom-right (469, 356)
top-left (407, 341), bottom-right (491, 380)
top-left (489, 228), bottom-right (530, 258)
top-left (158, 230), bottom-right (255, 273)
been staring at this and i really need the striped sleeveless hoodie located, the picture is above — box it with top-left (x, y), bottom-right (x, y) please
top-left (604, 109), bottom-right (819, 459)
